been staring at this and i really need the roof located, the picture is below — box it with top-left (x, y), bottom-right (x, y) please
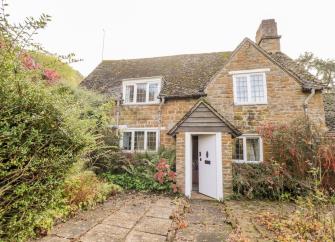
top-left (80, 39), bottom-right (322, 98)
top-left (80, 52), bottom-right (231, 98)
top-left (268, 51), bottom-right (323, 90)
top-left (168, 98), bottom-right (241, 137)
top-left (324, 92), bottom-right (335, 131)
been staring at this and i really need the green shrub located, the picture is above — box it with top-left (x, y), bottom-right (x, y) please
top-left (103, 148), bottom-right (177, 193)
top-left (0, 4), bottom-right (119, 241)
top-left (64, 170), bottom-right (121, 211)
top-left (0, 79), bottom-right (84, 241)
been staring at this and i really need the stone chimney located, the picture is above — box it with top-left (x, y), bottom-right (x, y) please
top-left (256, 19), bottom-right (281, 53)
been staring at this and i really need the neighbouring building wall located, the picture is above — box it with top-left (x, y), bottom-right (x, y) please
top-left (205, 40), bottom-right (326, 161)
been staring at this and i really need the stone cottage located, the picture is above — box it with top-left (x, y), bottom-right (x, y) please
top-left (81, 19), bottom-right (330, 200)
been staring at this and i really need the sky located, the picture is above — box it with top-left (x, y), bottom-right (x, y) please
top-left (8, 0), bottom-right (335, 77)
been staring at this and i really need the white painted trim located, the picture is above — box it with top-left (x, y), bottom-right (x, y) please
top-left (184, 132), bottom-right (223, 200)
top-left (122, 76), bottom-right (163, 82)
top-left (233, 72), bottom-right (268, 105)
top-left (184, 133), bottom-right (192, 198)
top-left (216, 132), bottom-right (223, 200)
top-left (228, 68), bottom-right (270, 75)
top-left (122, 77), bottom-right (162, 105)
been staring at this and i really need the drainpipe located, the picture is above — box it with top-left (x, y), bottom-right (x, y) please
top-left (303, 88), bottom-right (315, 116)
top-left (158, 97), bottom-right (165, 147)
top-left (116, 97), bottom-right (121, 135)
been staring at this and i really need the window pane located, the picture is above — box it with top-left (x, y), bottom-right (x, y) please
top-left (232, 138), bottom-right (244, 160)
top-left (123, 132), bottom-right (132, 150)
top-left (125, 85), bottom-right (134, 103)
top-left (149, 83), bottom-right (159, 102)
top-left (136, 83), bottom-right (147, 103)
top-left (246, 138), bottom-right (260, 161)
top-left (147, 131), bottom-right (157, 151)
top-left (235, 76), bottom-right (248, 103)
top-left (250, 74), bottom-right (265, 102)
top-left (134, 131), bottom-right (145, 150)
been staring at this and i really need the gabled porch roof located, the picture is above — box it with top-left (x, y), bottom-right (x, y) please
top-left (168, 98), bottom-right (241, 137)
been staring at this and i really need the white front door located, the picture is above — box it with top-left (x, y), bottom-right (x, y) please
top-left (198, 134), bottom-right (217, 198)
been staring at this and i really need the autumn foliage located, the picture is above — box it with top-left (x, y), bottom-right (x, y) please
top-left (154, 158), bottom-right (178, 192)
top-left (258, 117), bottom-right (335, 193)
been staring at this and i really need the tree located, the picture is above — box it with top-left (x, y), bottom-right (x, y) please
top-left (296, 52), bottom-right (335, 90)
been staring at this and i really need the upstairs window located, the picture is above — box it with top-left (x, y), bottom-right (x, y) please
top-left (233, 72), bottom-right (267, 105)
top-left (123, 78), bottom-right (161, 104)
top-left (232, 135), bottom-right (263, 163)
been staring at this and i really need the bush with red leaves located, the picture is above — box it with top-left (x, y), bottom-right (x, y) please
top-left (154, 158), bottom-right (178, 192)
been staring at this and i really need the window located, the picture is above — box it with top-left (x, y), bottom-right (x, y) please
top-left (134, 131), bottom-right (145, 150)
top-left (122, 132), bottom-right (132, 150)
top-left (122, 78), bottom-right (161, 104)
top-left (136, 84), bottom-right (147, 103)
top-left (125, 85), bottom-right (134, 103)
top-left (232, 135), bottom-right (263, 163)
top-left (149, 83), bottom-right (159, 102)
top-left (233, 72), bottom-right (267, 105)
top-left (121, 129), bottom-right (159, 152)
top-left (147, 131), bottom-right (157, 151)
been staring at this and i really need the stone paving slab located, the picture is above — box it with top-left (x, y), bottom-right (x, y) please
top-left (51, 219), bottom-right (98, 239)
top-left (175, 199), bottom-right (232, 242)
top-left (125, 230), bottom-right (167, 242)
top-left (103, 211), bottom-right (141, 229)
top-left (146, 205), bottom-right (174, 219)
top-left (80, 224), bottom-right (128, 242)
top-left (134, 216), bottom-right (172, 236)
top-left (37, 236), bottom-right (70, 242)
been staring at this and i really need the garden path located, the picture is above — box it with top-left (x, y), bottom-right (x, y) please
top-left (37, 192), bottom-right (238, 242)
top-left (37, 192), bottom-right (175, 242)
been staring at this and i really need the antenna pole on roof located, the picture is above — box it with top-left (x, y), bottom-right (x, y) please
top-left (101, 29), bottom-right (105, 61)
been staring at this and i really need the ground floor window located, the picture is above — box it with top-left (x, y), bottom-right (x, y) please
top-left (121, 129), bottom-right (159, 152)
top-left (232, 135), bottom-right (263, 163)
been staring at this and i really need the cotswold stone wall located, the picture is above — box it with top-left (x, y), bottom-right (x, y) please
top-left (222, 134), bottom-right (233, 196)
top-left (175, 132), bottom-right (185, 193)
top-left (206, 40), bottom-right (326, 160)
top-left (119, 98), bottom-right (197, 148)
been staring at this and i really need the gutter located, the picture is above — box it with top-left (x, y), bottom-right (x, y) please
top-left (303, 88), bottom-right (315, 115)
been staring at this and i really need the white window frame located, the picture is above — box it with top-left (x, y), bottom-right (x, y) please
top-left (233, 72), bottom-right (268, 105)
top-left (232, 134), bottom-right (263, 164)
top-left (122, 77), bottom-right (161, 105)
top-left (120, 128), bottom-right (159, 152)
